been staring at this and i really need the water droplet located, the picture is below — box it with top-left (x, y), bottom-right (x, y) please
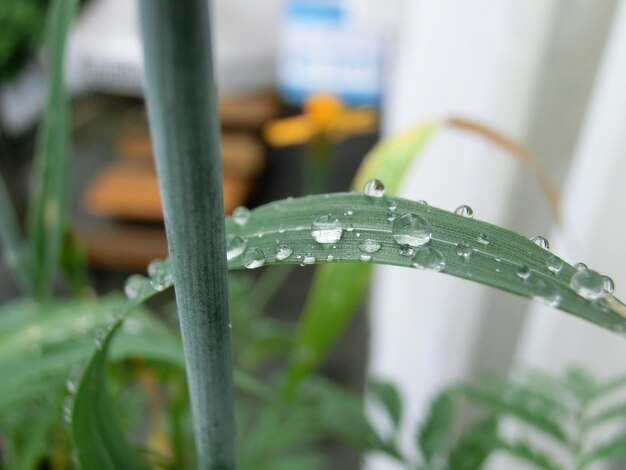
top-left (278, 226), bottom-right (286, 234)
top-left (360, 254), bottom-right (372, 262)
top-left (225, 235), bottom-right (246, 261)
top-left (311, 215), bottom-right (343, 244)
top-left (359, 239), bottom-right (382, 253)
top-left (455, 205), bottom-right (474, 218)
top-left (303, 255), bottom-right (316, 265)
top-left (546, 256), bottom-right (563, 274)
top-left (602, 275), bottom-right (615, 294)
top-left (570, 267), bottom-right (605, 300)
top-left (392, 213), bottom-right (432, 247)
top-left (363, 179), bottom-right (385, 197)
top-left (326, 254), bottom-right (335, 262)
top-left (530, 236), bottom-right (550, 250)
top-left (356, 232), bottom-right (361, 237)
top-left (388, 201), bottom-right (398, 212)
top-left (574, 262), bottom-right (588, 271)
top-left (344, 210), bottom-right (354, 216)
top-left (399, 246), bottom-right (415, 257)
top-left (516, 265), bottom-right (531, 280)
top-left (147, 258), bottom-right (173, 291)
top-left (66, 380), bottom-right (77, 395)
top-left (387, 214), bottom-right (396, 222)
top-left (346, 224), bottom-right (355, 232)
top-left (232, 206), bottom-right (251, 226)
top-left (456, 242), bottom-right (473, 260)
top-left (412, 247), bottom-right (445, 271)
top-left (477, 233), bottom-right (490, 245)
top-left (528, 276), bottom-right (561, 307)
top-left (275, 245), bottom-right (292, 261)
top-left (243, 248), bottom-right (265, 269)
top-left (124, 274), bottom-right (151, 300)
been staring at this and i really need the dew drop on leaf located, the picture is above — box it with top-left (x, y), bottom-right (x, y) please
top-left (275, 245), bottom-right (292, 261)
top-left (346, 224), bottom-right (355, 232)
top-left (574, 262), bottom-right (588, 271)
top-left (456, 242), bottom-right (473, 260)
top-left (225, 235), bottom-right (247, 261)
top-left (359, 239), bottom-right (382, 253)
top-left (530, 235), bottom-right (550, 250)
top-left (546, 255), bottom-right (563, 274)
top-left (363, 179), bottom-right (385, 197)
top-left (311, 215), bottom-right (343, 243)
top-left (455, 205), bottom-right (474, 218)
top-left (303, 255), bottom-right (316, 265)
top-left (516, 265), bottom-right (531, 280)
top-left (243, 248), bottom-right (265, 269)
top-left (326, 254), bottom-right (335, 262)
top-left (399, 246), bottom-right (415, 257)
top-left (232, 206), bottom-right (251, 226)
top-left (360, 254), bottom-right (372, 262)
top-left (602, 275), bottom-right (615, 294)
top-left (570, 267), bottom-right (605, 300)
top-left (147, 258), bottom-right (173, 291)
top-left (412, 247), bottom-right (445, 271)
top-left (124, 274), bottom-right (152, 300)
top-left (528, 275), bottom-right (561, 307)
top-left (392, 213), bottom-right (432, 247)
top-left (477, 233), bottom-right (490, 245)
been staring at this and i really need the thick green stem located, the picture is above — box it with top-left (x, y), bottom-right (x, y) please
top-left (139, 1), bottom-right (236, 468)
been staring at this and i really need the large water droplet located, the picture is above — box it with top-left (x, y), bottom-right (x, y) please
top-left (516, 265), bottom-right (531, 280)
top-left (147, 258), bottom-right (173, 291)
top-left (546, 256), bottom-right (563, 274)
top-left (225, 234), bottom-right (246, 260)
top-left (359, 239), bottom-right (382, 253)
top-left (124, 274), bottom-right (151, 300)
top-left (392, 213), bottom-right (432, 246)
top-left (311, 215), bottom-right (343, 244)
top-left (232, 206), bottom-right (251, 226)
top-left (303, 255), bottom-right (316, 265)
top-left (574, 262), bottom-right (588, 271)
top-left (570, 267), bottom-right (605, 300)
top-left (363, 179), bottom-right (385, 197)
top-left (243, 248), bottom-right (265, 269)
top-left (275, 245), bottom-right (292, 261)
top-left (412, 247), bottom-right (445, 271)
top-left (528, 276), bottom-right (561, 307)
top-left (456, 242), bottom-right (473, 260)
top-left (530, 236), bottom-right (550, 250)
top-left (455, 205), bottom-right (474, 218)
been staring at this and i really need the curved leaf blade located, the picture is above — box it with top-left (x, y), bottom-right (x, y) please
top-left (72, 321), bottom-right (145, 470)
top-left (223, 193), bottom-right (626, 335)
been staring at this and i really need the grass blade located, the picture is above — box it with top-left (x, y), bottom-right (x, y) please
top-left (72, 321), bottom-right (145, 470)
top-left (27, 0), bottom-right (77, 297)
top-left (223, 193), bottom-right (626, 335)
top-left (0, 175), bottom-right (29, 291)
top-left (139, 0), bottom-right (236, 467)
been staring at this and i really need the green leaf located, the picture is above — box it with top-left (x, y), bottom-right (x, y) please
top-left (417, 389), bottom-right (457, 465)
top-left (72, 321), bottom-right (145, 470)
top-left (370, 380), bottom-right (403, 431)
top-left (27, 0), bottom-right (78, 297)
top-left (220, 193), bottom-right (626, 336)
top-left (447, 418), bottom-right (499, 470)
top-left (0, 174), bottom-right (29, 291)
top-left (582, 434), bottom-right (626, 465)
top-left (460, 382), bottom-right (570, 447)
top-left (284, 123), bottom-right (439, 393)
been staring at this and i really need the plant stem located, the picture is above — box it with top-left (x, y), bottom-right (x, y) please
top-left (139, 1), bottom-right (236, 468)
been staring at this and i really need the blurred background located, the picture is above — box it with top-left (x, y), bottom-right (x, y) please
top-left (1, 0), bottom-right (626, 468)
